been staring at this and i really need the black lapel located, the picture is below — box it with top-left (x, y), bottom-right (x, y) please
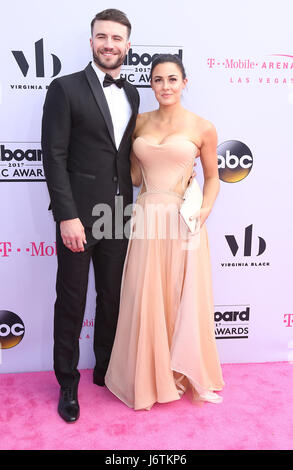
top-left (124, 81), bottom-right (136, 114)
top-left (118, 81), bottom-right (137, 152)
top-left (84, 63), bottom-right (116, 148)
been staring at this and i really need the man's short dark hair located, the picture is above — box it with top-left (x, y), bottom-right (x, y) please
top-left (91, 9), bottom-right (131, 38)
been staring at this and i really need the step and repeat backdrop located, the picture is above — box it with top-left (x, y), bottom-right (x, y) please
top-left (0, 0), bottom-right (293, 372)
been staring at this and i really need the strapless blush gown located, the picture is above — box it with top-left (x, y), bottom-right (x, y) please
top-left (105, 136), bottom-right (225, 410)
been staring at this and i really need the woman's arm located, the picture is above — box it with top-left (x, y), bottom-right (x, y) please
top-left (193, 121), bottom-right (219, 226)
top-left (201, 122), bottom-right (220, 209)
top-left (130, 147), bottom-right (142, 187)
top-left (130, 114), bottom-right (146, 187)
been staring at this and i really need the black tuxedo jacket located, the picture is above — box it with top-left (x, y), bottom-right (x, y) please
top-left (41, 63), bottom-right (140, 227)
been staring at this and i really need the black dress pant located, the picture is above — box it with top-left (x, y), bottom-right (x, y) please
top-left (53, 223), bottom-right (128, 390)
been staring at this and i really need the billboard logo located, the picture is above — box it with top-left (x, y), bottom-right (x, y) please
top-left (121, 46), bottom-right (183, 88)
top-left (123, 47), bottom-right (183, 66)
top-left (217, 140), bottom-right (253, 182)
top-left (0, 310), bottom-right (25, 349)
top-left (215, 306), bottom-right (250, 339)
top-left (1, 144), bottom-right (42, 162)
top-left (0, 142), bottom-right (45, 182)
top-left (12, 39), bottom-right (61, 78)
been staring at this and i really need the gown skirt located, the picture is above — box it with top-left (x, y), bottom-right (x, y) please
top-left (105, 137), bottom-right (225, 410)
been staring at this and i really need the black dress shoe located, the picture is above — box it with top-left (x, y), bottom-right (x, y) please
top-left (93, 370), bottom-right (105, 387)
top-left (58, 387), bottom-right (80, 423)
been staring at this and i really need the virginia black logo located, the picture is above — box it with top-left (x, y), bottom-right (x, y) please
top-left (0, 310), bottom-right (25, 349)
top-left (225, 224), bottom-right (266, 256)
top-left (12, 38), bottom-right (61, 78)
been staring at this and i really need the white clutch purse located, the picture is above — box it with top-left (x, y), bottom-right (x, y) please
top-left (179, 177), bottom-right (203, 233)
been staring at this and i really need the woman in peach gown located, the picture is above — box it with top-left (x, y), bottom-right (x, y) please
top-left (105, 54), bottom-right (224, 410)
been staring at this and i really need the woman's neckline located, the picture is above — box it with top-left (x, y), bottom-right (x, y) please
top-left (135, 135), bottom-right (198, 151)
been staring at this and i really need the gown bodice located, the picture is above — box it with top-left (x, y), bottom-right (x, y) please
top-left (133, 136), bottom-right (198, 196)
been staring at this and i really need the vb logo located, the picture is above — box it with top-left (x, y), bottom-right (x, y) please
top-left (12, 38), bottom-right (61, 78)
top-left (225, 224), bottom-right (266, 256)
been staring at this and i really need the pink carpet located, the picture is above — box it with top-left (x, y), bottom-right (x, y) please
top-left (0, 362), bottom-right (292, 450)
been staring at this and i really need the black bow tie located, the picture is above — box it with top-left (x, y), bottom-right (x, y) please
top-left (103, 73), bottom-right (126, 89)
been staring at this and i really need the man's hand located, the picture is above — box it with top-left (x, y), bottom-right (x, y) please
top-left (187, 161), bottom-right (197, 186)
top-left (60, 218), bottom-right (87, 252)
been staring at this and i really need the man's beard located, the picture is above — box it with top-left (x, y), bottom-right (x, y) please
top-left (93, 49), bottom-right (126, 71)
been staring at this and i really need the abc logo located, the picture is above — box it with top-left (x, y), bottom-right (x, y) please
top-left (217, 140), bottom-right (253, 183)
top-left (0, 310), bottom-right (25, 349)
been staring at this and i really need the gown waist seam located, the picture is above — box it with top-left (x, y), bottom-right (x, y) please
top-left (137, 190), bottom-right (184, 200)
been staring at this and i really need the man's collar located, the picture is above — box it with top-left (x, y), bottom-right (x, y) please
top-left (91, 61), bottom-right (121, 82)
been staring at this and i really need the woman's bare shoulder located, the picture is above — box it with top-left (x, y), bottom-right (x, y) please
top-left (137, 111), bottom-right (156, 123)
top-left (188, 112), bottom-right (217, 141)
top-left (134, 111), bottom-right (154, 135)
top-left (187, 111), bottom-right (215, 131)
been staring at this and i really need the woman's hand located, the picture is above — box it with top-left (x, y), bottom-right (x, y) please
top-left (198, 207), bottom-right (211, 227)
top-left (189, 206), bottom-right (211, 228)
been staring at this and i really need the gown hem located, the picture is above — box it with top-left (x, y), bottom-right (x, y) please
top-left (171, 364), bottom-right (225, 401)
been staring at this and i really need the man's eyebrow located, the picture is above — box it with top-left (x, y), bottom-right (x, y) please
top-left (95, 33), bottom-right (124, 39)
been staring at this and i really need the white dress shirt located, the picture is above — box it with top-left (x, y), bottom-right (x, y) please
top-left (91, 61), bottom-right (132, 149)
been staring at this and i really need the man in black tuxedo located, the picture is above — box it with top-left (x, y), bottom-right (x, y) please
top-left (42, 9), bottom-right (140, 422)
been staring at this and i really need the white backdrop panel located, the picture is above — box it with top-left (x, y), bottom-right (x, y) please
top-left (0, 0), bottom-right (292, 372)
